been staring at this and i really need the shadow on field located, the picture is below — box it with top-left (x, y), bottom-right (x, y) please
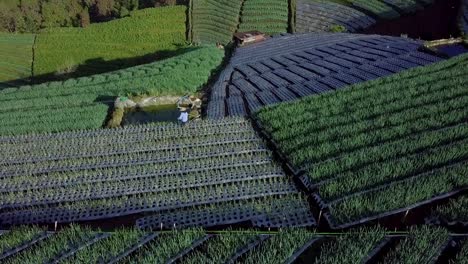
top-left (0, 44), bottom-right (197, 89)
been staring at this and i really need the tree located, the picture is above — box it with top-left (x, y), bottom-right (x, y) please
top-left (80, 6), bottom-right (90, 27)
top-left (20, 0), bottom-right (42, 32)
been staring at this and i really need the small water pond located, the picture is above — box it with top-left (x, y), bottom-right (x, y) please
top-left (122, 104), bottom-right (180, 126)
top-left (435, 43), bottom-right (468, 57)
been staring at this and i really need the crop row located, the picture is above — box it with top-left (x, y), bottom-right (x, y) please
top-left (0, 119), bottom-right (256, 162)
top-left (238, 0), bottom-right (289, 35)
top-left (1, 226), bottom-right (465, 263)
top-left (191, 0), bottom-right (243, 44)
top-left (0, 117), bottom-right (307, 225)
top-left (431, 194), bottom-right (468, 225)
top-left (256, 54), bottom-right (468, 227)
top-left (0, 141), bottom-right (267, 177)
top-left (209, 32), bottom-right (438, 118)
top-left (0, 116), bottom-right (248, 144)
top-left (0, 46), bottom-right (224, 136)
top-left (0, 154), bottom-right (275, 194)
top-left (295, 0), bottom-right (376, 33)
top-left (380, 226), bottom-right (449, 263)
top-left (137, 193), bottom-right (314, 229)
top-left (0, 177), bottom-right (297, 225)
top-left (349, 0), bottom-right (400, 20)
top-left (0, 33), bottom-right (34, 84)
top-left (33, 6), bottom-right (186, 78)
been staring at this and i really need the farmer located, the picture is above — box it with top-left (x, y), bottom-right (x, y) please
top-left (178, 107), bottom-right (189, 125)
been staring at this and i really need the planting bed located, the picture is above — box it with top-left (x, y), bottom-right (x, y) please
top-left (0, 46), bottom-right (223, 136)
top-left (208, 32), bottom-right (441, 118)
top-left (191, 0), bottom-right (243, 44)
top-left (238, 0), bottom-right (289, 35)
top-left (430, 194), bottom-right (468, 228)
top-left (380, 226), bottom-right (450, 263)
top-left (0, 118), bottom-right (314, 227)
top-left (296, 0), bottom-right (376, 33)
top-left (137, 193), bottom-right (314, 229)
top-left (0, 226), bottom-right (466, 262)
top-left (34, 6), bottom-right (187, 78)
top-left (0, 33), bottom-right (35, 88)
top-left (255, 54), bottom-right (468, 229)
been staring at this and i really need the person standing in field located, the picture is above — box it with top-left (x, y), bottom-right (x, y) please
top-left (178, 107), bottom-right (189, 125)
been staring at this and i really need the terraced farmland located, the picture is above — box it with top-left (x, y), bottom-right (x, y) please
top-left (296, 0), bottom-right (376, 33)
top-left (461, 0), bottom-right (468, 37)
top-left (1, 226), bottom-right (464, 263)
top-left (256, 54), bottom-right (468, 229)
top-left (295, 0), bottom-right (437, 34)
top-left (208, 33), bottom-right (441, 119)
top-left (238, 0), bottom-right (289, 35)
top-left (191, 0), bottom-right (243, 44)
top-left (0, 33), bottom-right (35, 89)
top-left (0, 118), bottom-right (314, 227)
top-left (34, 6), bottom-right (186, 79)
top-left (0, 46), bottom-right (223, 136)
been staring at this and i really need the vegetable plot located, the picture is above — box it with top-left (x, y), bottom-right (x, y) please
top-left (122, 228), bottom-right (206, 264)
top-left (0, 226), bottom-right (45, 260)
top-left (208, 32), bottom-right (440, 119)
top-left (61, 228), bottom-right (145, 263)
top-left (242, 229), bottom-right (319, 264)
top-left (3, 225), bottom-right (99, 264)
top-left (0, 46), bottom-right (223, 136)
top-left (256, 54), bottom-right (468, 228)
top-left (0, 118), bottom-right (311, 227)
top-left (137, 194), bottom-right (315, 229)
top-left (238, 0), bottom-right (289, 35)
top-left (0, 226), bottom-right (464, 262)
top-left (380, 226), bottom-right (450, 264)
top-left (34, 6), bottom-right (187, 78)
top-left (314, 227), bottom-right (386, 263)
top-left (0, 33), bottom-right (35, 88)
top-left (191, 0), bottom-right (243, 44)
top-left (431, 194), bottom-right (468, 225)
top-left (296, 0), bottom-right (376, 33)
top-left (183, 230), bottom-right (257, 263)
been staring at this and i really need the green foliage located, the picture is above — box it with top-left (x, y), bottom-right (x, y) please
top-left (380, 226), bottom-right (449, 264)
top-left (124, 228), bottom-right (205, 264)
top-left (0, 32), bottom-right (35, 86)
top-left (34, 6), bottom-right (187, 78)
top-left (0, 226), bottom-right (44, 255)
top-left (62, 228), bottom-right (145, 263)
top-left (0, 46), bottom-right (223, 135)
top-left (242, 229), bottom-right (317, 264)
top-left (256, 54), bottom-right (468, 225)
top-left (184, 230), bottom-right (257, 263)
top-left (329, 24), bottom-right (347, 32)
top-left (191, 0), bottom-right (243, 44)
top-left (315, 227), bottom-right (386, 264)
top-left (432, 195), bottom-right (468, 223)
top-left (0, 0), bottom-right (141, 33)
top-left (238, 0), bottom-right (289, 35)
top-left (5, 225), bottom-right (96, 264)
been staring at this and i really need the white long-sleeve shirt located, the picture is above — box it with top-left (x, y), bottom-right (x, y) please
top-left (178, 112), bottom-right (188, 123)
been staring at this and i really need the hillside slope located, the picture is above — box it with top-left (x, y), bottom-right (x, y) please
top-left (33, 6), bottom-right (187, 80)
top-left (0, 46), bottom-right (223, 136)
top-left (207, 33), bottom-right (441, 119)
top-left (256, 53), bottom-right (468, 228)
